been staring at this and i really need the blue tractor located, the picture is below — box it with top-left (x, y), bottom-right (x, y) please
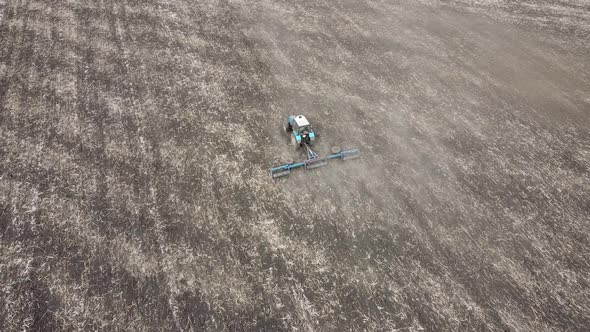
top-left (283, 115), bottom-right (317, 148)
top-left (269, 115), bottom-right (360, 178)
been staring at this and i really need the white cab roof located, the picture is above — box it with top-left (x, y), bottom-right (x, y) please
top-left (294, 115), bottom-right (310, 127)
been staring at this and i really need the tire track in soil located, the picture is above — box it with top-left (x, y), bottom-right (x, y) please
top-left (0, 0), bottom-right (5, 23)
top-left (74, 2), bottom-right (110, 238)
top-left (0, 0), bottom-right (32, 129)
top-left (103, 0), bottom-right (158, 243)
top-left (0, 0), bottom-right (47, 249)
top-left (69, 5), bottom-right (162, 326)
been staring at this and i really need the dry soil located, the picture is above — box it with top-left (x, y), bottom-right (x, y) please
top-left (1, 0), bottom-right (589, 331)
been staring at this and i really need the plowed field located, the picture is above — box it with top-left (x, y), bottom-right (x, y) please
top-left (1, 0), bottom-right (589, 330)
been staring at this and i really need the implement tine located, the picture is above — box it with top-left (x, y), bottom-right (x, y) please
top-left (305, 157), bottom-right (328, 169)
top-left (268, 160), bottom-right (306, 179)
top-left (269, 168), bottom-right (291, 178)
top-left (341, 149), bottom-right (360, 160)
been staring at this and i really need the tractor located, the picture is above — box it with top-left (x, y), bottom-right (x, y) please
top-left (268, 115), bottom-right (360, 178)
top-left (283, 115), bottom-right (317, 148)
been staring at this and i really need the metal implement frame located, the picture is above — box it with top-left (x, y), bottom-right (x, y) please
top-left (268, 144), bottom-right (360, 178)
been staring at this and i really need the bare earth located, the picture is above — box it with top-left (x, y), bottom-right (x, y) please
top-left (1, 0), bottom-right (589, 331)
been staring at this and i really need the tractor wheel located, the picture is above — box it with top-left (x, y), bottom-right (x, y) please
top-left (331, 146), bottom-right (342, 154)
top-left (291, 134), bottom-right (299, 148)
top-left (283, 121), bottom-right (292, 133)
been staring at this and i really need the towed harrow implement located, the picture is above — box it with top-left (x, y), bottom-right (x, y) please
top-left (269, 115), bottom-right (360, 179)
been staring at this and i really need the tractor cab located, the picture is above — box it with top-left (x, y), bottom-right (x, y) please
top-left (293, 115), bottom-right (310, 133)
top-left (284, 115), bottom-right (317, 147)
